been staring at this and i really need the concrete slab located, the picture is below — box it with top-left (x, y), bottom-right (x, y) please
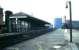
top-left (4, 29), bottom-right (78, 50)
top-left (63, 29), bottom-right (79, 43)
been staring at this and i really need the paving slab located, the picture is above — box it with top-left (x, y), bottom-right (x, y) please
top-left (4, 29), bottom-right (78, 50)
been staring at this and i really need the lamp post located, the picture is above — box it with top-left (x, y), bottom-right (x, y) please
top-left (66, 1), bottom-right (72, 42)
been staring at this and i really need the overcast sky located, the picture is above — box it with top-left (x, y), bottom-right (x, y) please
top-left (0, 0), bottom-right (79, 24)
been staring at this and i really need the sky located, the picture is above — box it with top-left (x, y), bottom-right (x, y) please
top-left (0, 0), bottom-right (79, 24)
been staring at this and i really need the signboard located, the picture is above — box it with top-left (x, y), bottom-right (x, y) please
top-left (9, 16), bottom-right (27, 18)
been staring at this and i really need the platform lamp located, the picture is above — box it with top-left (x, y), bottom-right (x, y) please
top-left (66, 1), bottom-right (72, 42)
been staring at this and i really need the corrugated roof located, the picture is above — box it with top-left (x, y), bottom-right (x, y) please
top-left (10, 12), bottom-right (50, 24)
top-left (12, 12), bottom-right (29, 16)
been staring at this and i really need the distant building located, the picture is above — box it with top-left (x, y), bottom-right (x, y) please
top-left (0, 6), bottom-right (3, 33)
top-left (0, 7), bottom-right (3, 26)
top-left (54, 18), bottom-right (62, 28)
top-left (65, 20), bottom-right (79, 29)
top-left (8, 12), bottom-right (50, 32)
